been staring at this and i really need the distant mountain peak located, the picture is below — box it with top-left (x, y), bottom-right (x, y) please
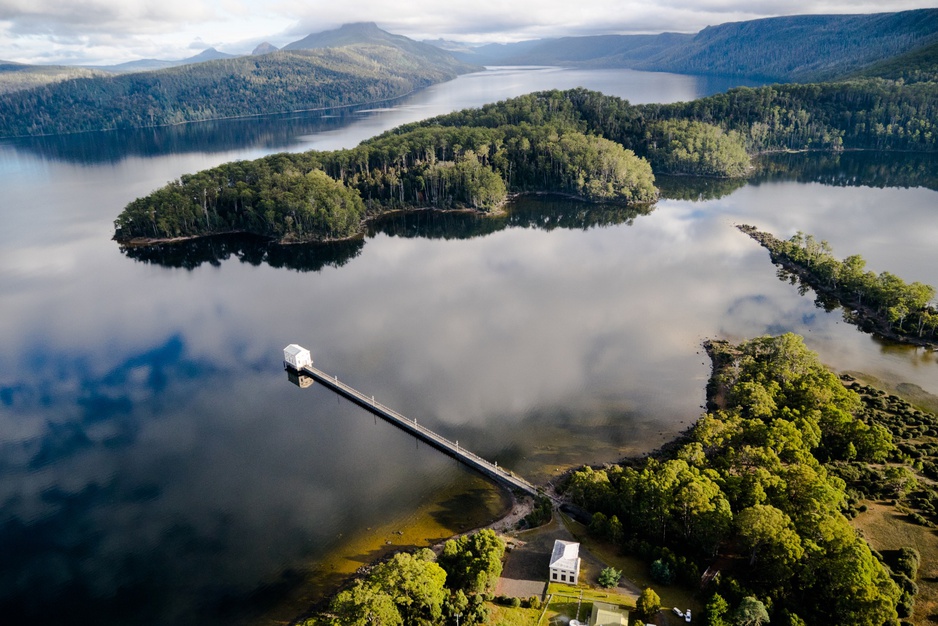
top-left (283, 22), bottom-right (404, 51)
top-left (252, 42), bottom-right (279, 55)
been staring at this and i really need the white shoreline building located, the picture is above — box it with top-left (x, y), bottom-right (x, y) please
top-left (283, 344), bottom-right (312, 370)
top-left (549, 539), bottom-right (581, 585)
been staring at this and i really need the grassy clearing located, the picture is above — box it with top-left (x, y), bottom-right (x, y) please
top-left (540, 583), bottom-right (633, 625)
top-left (487, 603), bottom-right (544, 626)
top-left (853, 500), bottom-right (938, 625)
top-left (560, 515), bottom-right (702, 614)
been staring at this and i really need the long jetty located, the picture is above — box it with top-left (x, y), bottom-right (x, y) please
top-left (291, 360), bottom-right (543, 499)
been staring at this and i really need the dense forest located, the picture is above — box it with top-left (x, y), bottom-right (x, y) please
top-left (449, 9), bottom-right (938, 82)
top-left (0, 61), bottom-right (109, 95)
top-left (400, 80), bottom-right (938, 159)
top-left (114, 78), bottom-right (938, 245)
top-left (0, 44), bottom-right (473, 137)
top-left (113, 122), bottom-right (657, 243)
top-left (739, 226), bottom-right (938, 346)
top-left (565, 333), bottom-right (907, 625)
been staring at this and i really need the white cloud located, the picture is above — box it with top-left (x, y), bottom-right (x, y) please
top-left (1, 0), bottom-right (936, 64)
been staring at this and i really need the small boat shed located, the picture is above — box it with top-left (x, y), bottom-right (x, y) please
top-left (283, 344), bottom-right (312, 370)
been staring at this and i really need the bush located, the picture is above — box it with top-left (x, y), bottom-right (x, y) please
top-left (650, 559), bottom-right (674, 585)
top-left (598, 567), bottom-right (622, 589)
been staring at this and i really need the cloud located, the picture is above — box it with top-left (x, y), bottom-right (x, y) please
top-left (1, 0), bottom-right (936, 64)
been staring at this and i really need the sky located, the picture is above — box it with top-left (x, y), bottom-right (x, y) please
top-left (1, 0), bottom-right (937, 66)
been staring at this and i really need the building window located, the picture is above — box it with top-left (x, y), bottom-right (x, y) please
top-left (552, 572), bottom-right (557, 580)
top-left (561, 574), bottom-right (566, 582)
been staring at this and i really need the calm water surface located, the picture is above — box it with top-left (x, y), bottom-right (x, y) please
top-left (0, 67), bottom-right (936, 625)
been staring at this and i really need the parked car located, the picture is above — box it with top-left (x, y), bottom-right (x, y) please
top-left (672, 607), bottom-right (684, 618)
top-left (685, 609), bottom-right (692, 622)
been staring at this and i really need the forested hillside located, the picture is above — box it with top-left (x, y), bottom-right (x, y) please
top-left (448, 9), bottom-right (938, 82)
top-left (855, 40), bottom-right (938, 83)
top-left (0, 61), bottom-right (110, 95)
top-left (642, 9), bottom-right (938, 81)
top-left (566, 334), bottom-right (904, 626)
top-left (0, 43), bottom-right (474, 138)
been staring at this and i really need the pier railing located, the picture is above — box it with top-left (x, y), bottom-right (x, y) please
top-left (297, 363), bottom-right (543, 498)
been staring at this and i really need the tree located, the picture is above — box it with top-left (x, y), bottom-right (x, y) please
top-left (650, 559), bottom-right (674, 585)
top-left (636, 587), bottom-right (661, 621)
top-left (369, 549), bottom-right (448, 626)
top-left (705, 592), bottom-right (730, 626)
top-left (598, 567), bottom-right (622, 588)
top-left (736, 504), bottom-right (803, 580)
top-left (329, 579), bottom-right (403, 626)
top-left (438, 529), bottom-right (505, 594)
top-left (733, 597), bottom-right (770, 626)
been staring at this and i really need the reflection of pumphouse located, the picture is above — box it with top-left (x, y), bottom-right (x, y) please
top-left (549, 540), bottom-right (581, 585)
top-left (287, 369), bottom-right (314, 388)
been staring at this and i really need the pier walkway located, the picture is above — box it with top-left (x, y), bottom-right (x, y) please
top-left (295, 362), bottom-right (543, 499)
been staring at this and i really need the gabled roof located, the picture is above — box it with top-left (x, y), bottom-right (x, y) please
top-left (549, 540), bottom-right (580, 570)
top-left (284, 344), bottom-right (307, 357)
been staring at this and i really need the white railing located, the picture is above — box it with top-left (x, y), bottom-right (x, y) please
top-left (303, 364), bottom-right (541, 495)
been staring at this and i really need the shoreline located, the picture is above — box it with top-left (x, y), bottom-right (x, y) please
top-left (738, 224), bottom-right (938, 351)
top-left (114, 192), bottom-right (648, 248)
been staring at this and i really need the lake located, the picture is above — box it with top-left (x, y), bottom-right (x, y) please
top-left (0, 67), bottom-right (936, 625)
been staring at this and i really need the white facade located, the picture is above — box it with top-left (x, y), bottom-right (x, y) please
top-left (549, 540), bottom-right (581, 585)
top-left (283, 344), bottom-right (312, 370)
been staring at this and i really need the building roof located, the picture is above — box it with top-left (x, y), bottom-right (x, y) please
top-left (284, 344), bottom-right (307, 357)
top-left (590, 601), bottom-right (629, 626)
top-left (549, 540), bottom-right (580, 571)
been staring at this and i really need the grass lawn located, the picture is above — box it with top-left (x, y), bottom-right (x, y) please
top-left (540, 582), bottom-right (633, 625)
top-left (561, 515), bottom-right (703, 615)
top-left (487, 603), bottom-right (544, 626)
top-left (853, 500), bottom-right (938, 625)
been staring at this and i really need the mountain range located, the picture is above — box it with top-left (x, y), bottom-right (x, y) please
top-left (0, 24), bottom-right (476, 137)
top-left (1, 11), bottom-right (937, 137)
top-left (440, 8), bottom-right (938, 82)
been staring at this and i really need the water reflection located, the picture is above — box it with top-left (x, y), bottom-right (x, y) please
top-left (2, 105), bottom-right (378, 164)
top-left (118, 199), bottom-right (653, 270)
top-left (753, 151), bottom-right (938, 192)
top-left (120, 234), bottom-right (364, 272)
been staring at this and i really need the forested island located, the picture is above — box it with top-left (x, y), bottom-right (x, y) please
top-left (114, 76), bottom-right (938, 246)
top-left (739, 225), bottom-right (938, 347)
top-left (113, 119), bottom-right (658, 244)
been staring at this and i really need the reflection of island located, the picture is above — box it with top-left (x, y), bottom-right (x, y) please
top-left (370, 196), bottom-right (655, 240)
top-left (120, 234), bottom-right (364, 272)
top-left (752, 151), bottom-right (938, 192)
top-left (655, 175), bottom-right (747, 202)
top-left (657, 151), bottom-right (938, 202)
top-left (119, 197), bottom-right (656, 270)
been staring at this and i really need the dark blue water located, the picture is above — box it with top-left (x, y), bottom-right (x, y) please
top-left (1, 67), bottom-right (936, 625)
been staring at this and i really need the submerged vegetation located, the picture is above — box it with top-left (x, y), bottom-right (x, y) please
top-left (739, 225), bottom-right (938, 347)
